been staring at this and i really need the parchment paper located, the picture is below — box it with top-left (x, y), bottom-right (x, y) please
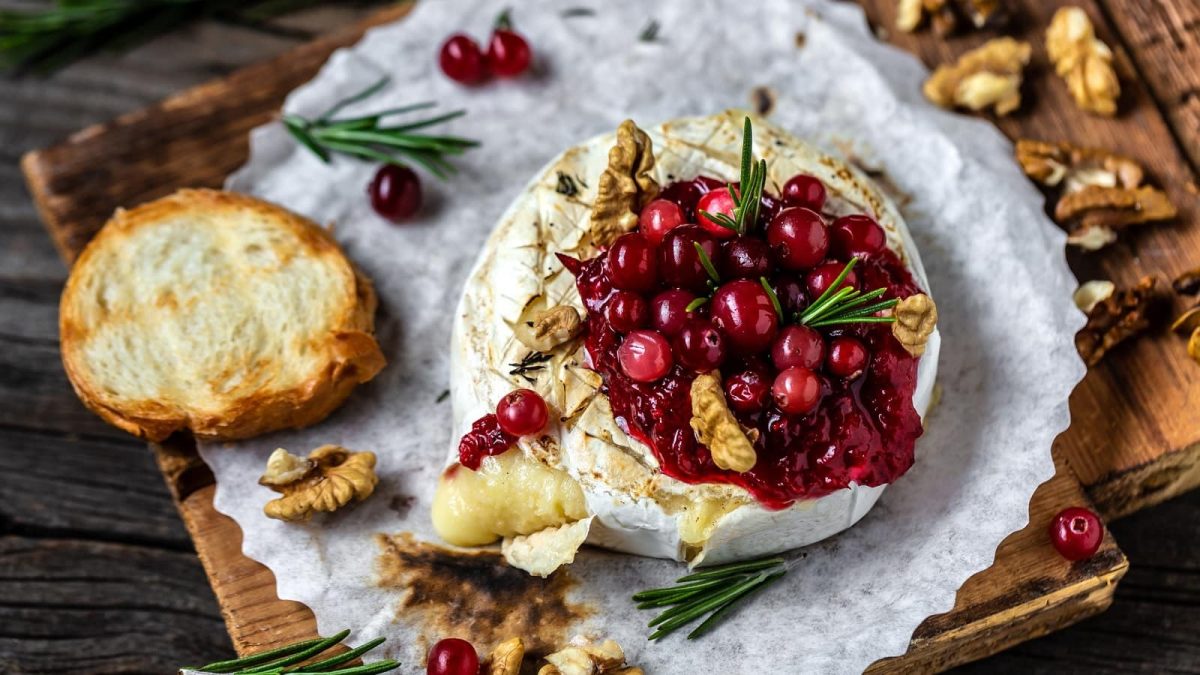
top-left (201, 1), bottom-right (1086, 672)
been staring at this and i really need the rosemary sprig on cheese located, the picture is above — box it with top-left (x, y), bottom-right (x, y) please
top-left (180, 629), bottom-right (400, 675)
top-left (800, 258), bottom-right (899, 328)
top-left (700, 117), bottom-right (768, 235)
top-left (633, 556), bottom-right (787, 640)
top-left (283, 77), bottom-right (479, 179)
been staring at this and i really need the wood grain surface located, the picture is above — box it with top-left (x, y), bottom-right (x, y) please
top-left (4, 0), bottom-right (1198, 673)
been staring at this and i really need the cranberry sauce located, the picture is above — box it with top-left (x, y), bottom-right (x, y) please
top-left (567, 179), bottom-right (926, 510)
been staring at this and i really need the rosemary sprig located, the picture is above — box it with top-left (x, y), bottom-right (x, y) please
top-left (798, 258), bottom-right (899, 328)
top-left (282, 77), bottom-right (478, 179)
top-left (634, 556), bottom-right (788, 640)
top-left (182, 629), bottom-right (399, 675)
top-left (508, 351), bottom-right (552, 384)
top-left (700, 117), bottom-right (768, 236)
top-left (683, 242), bottom-right (722, 313)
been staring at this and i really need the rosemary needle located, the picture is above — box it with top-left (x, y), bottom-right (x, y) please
top-left (187, 629), bottom-right (399, 675)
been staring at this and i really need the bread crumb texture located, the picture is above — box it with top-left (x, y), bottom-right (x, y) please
top-left (60, 189), bottom-right (385, 441)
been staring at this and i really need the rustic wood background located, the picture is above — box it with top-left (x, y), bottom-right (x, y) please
top-left (1, 2), bottom-right (1198, 673)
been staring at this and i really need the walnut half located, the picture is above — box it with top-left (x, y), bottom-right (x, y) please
top-left (1075, 276), bottom-right (1157, 366)
top-left (923, 38), bottom-right (1031, 116)
top-left (587, 120), bottom-right (659, 248)
top-left (1015, 139), bottom-right (1143, 193)
top-left (515, 305), bottom-right (584, 352)
top-left (539, 636), bottom-right (641, 675)
top-left (1057, 186), bottom-right (1178, 250)
top-left (892, 294), bottom-right (938, 356)
top-left (260, 445), bottom-right (378, 522)
top-left (690, 372), bottom-right (757, 473)
top-left (1046, 7), bottom-right (1120, 116)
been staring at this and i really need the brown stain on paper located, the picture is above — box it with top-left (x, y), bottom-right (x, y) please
top-left (374, 533), bottom-right (592, 656)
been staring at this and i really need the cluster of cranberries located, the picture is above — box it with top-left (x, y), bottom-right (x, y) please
top-left (438, 15), bottom-right (533, 85)
top-left (601, 173), bottom-right (888, 416)
top-left (458, 388), bottom-right (549, 469)
top-left (426, 637), bottom-right (479, 675)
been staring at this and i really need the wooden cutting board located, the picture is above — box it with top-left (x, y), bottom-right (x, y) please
top-left (21, 0), bottom-right (1199, 670)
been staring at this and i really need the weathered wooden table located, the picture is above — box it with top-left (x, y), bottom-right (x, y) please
top-left (2, 3), bottom-right (1198, 673)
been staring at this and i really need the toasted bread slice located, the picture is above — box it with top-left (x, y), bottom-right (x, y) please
top-left (60, 189), bottom-right (386, 442)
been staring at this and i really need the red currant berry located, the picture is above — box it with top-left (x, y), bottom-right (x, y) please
top-left (674, 319), bottom-right (728, 372)
top-left (650, 289), bottom-right (700, 336)
top-left (720, 237), bottom-right (772, 279)
top-left (604, 290), bottom-right (649, 332)
top-left (781, 174), bottom-right (827, 211)
top-left (724, 369), bottom-right (771, 413)
top-left (438, 34), bottom-right (487, 84)
top-left (767, 207), bottom-right (829, 271)
top-left (826, 336), bottom-right (869, 379)
top-left (495, 389), bottom-right (549, 436)
top-left (831, 214), bottom-right (886, 259)
top-left (618, 330), bottom-right (673, 382)
top-left (805, 262), bottom-right (858, 299)
top-left (773, 275), bottom-right (808, 316)
top-left (771, 325), bottom-right (825, 371)
top-left (1049, 507), bottom-right (1103, 561)
top-left (696, 187), bottom-right (738, 239)
top-left (659, 225), bottom-right (720, 292)
top-left (639, 199), bottom-right (686, 246)
top-left (427, 637), bottom-right (479, 675)
top-left (710, 279), bottom-right (780, 353)
top-left (368, 164), bottom-right (422, 221)
top-left (486, 29), bottom-right (532, 77)
top-left (772, 367), bottom-right (823, 415)
top-left (607, 232), bottom-right (658, 292)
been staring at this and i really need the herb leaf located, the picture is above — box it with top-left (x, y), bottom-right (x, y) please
top-left (188, 629), bottom-right (399, 675)
top-left (798, 258), bottom-right (899, 328)
top-left (633, 556), bottom-right (788, 640)
top-left (694, 242), bottom-right (721, 284)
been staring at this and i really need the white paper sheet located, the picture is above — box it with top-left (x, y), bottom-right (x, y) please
top-left (200, 1), bottom-right (1086, 671)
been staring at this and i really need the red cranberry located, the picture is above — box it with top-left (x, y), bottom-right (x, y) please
top-left (826, 336), bottom-right (869, 379)
top-left (771, 325), bottom-right (825, 370)
top-left (1049, 507), bottom-right (1103, 561)
top-left (710, 279), bottom-right (780, 353)
top-left (773, 275), bottom-right (808, 316)
top-left (724, 369), bottom-right (771, 413)
top-left (495, 389), bottom-right (549, 436)
top-left (781, 174), bottom-right (827, 211)
top-left (758, 193), bottom-right (782, 226)
top-left (486, 29), bottom-right (532, 77)
top-left (659, 180), bottom-right (705, 216)
top-left (618, 330), bottom-right (673, 382)
top-left (607, 232), bottom-right (657, 292)
top-left (604, 290), bottom-right (649, 332)
top-left (696, 187), bottom-right (738, 239)
top-left (651, 289), bottom-right (699, 336)
top-left (457, 414), bottom-right (515, 470)
top-left (806, 262), bottom-right (859, 299)
top-left (695, 176), bottom-right (727, 191)
top-left (659, 225), bottom-right (720, 292)
top-left (767, 207), bottom-right (829, 271)
top-left (673, 319), bottom-right (728, 372)
top-left (831, 214), bottom-right (886, 259)
top-left (639, 199), bottom-right (686, 245)
top-left (720, 237), bottom-right (772, 279)
top-left (427, 637), bottom-right (479, 675)
top-left (772, 367), bottom-right (823, 415)
top-left (438, 35), bottom-right (487, 84)
top-left (368, 165), bottom-right (422, 221)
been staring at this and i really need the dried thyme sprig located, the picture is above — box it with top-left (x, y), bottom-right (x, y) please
top-left (181, 629), bottom-right (399, 675)
top-left (699, 117), bottom-right (768, 235)
top-left (798, 258), bottom-right (899, 328)
top-left (282, 76), bottom-right (478, 179)
top-left (633, 556), bottom-right (788, 640)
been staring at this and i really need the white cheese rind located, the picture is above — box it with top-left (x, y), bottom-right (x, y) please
top-left (447, 111), bottom-right (940, 566)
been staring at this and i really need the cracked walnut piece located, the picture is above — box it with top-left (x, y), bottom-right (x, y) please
top-left (485, 637), bottom-right (525, 675)
top-left (1046, 7), bottom-right (1120, 116)
top-left (892, 294), bottom-right (938, 357)
top-left (896, 0), bottom-right (1007, 34)
top-left (587, 120), bottom-right (659, 248)
top-left (690, 372), bottom-right (757, 473)
top-left (923, 38), bottom-right (1031, 116)
top-left (1171, 306), bottom-right (1200, 366)
top-left (1015, 139), bottom-right (1143, 194)
top-left (259, 445), bottom-right (378, 521)
top-left (1056, 186), bottom-right (1178, 250)
top-left (539, 636), bottom-right (641, 675)
top-left (515, 305), bottom-right (584, 352)
top-left (1075, 276), bottom-right (1156, 366)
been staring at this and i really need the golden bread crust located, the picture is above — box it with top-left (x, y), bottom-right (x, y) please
top-left (60, 188), bottom-right (386, 441)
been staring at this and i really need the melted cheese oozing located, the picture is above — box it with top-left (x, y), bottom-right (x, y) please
top-left (432, 450), bottom-right (588, 546)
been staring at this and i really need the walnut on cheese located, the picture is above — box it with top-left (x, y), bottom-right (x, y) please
top-left (539, 636), bottom-right (641, 675)
top-left (1046, 7), bottom-right (1120, 116)
top-left (923, 38), bottom-right (1031, 116)
top-left (689, 372), bottom-right (757, 473)
top-left (259, 445), bottom-right (378, 521)
top-left (1055, 186), bottom-right (1178, 251)
top-left (587, 120), bottom-right (659, 248)
top-left (892, 294), bottom-right (938, 357)
top-left (515, 305), bottom-right (584, 352)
